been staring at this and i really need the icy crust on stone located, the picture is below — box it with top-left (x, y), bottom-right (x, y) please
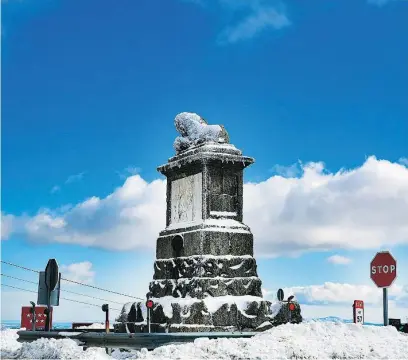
top-left (115, 297), bottom-right (297, 332)
top-left (210, 211), bottom-right (237, 218)
top-left (153, 255), bottom-right (257, 280)
top-left (170, 142), bottom-right (242, 160)
top-left (161, 157), bottom-right (254, 178)
top-left (115, 302), bottom-right (135, 323)
top-left (147, 296), bottom-right (284, 330)
top-left (158, 254), bottom-right (253, 261)
top-left (159, 145), bottom-right (254, 175)
top-left (165, 218), bottom-right (251, 233)
top-left (75, 323), bottom-right (112, 330)
top-left (204, 219), bottom-right (246, 228)
top-left (115, 302), bottom-right (147, 324)
top-left (149, 277), bottom-right (262, 298)
top-left (152, 295), bottom-right (268, 316)
top-left (173, 112), bottom-right (229, 154)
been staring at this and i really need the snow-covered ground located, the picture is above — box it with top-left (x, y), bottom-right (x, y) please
top-left (1, 321), bottom-right (407, 359)
top-left (76, 323), bottom-right (113, 330)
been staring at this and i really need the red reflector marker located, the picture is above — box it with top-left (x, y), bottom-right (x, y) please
top-left (146, 300), bottom-right (154, 309)
top-left (289, 303), bottom-right (295, 311)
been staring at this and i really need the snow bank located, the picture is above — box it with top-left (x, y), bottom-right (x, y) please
top-left (0, 328), bottom-right (109, 360)
top-left (76, 322), bottom-right (111, 330)
top-left (1, 322), bottom-right (407, 359)
top-left (113, 322), bottom-right (407, 359)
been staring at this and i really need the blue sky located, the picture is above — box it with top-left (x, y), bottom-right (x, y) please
top-left (1, 0), bottom-right (408, 322)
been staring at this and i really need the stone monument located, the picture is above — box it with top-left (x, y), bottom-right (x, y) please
top-left (115, 112), bottom-right (302, 333)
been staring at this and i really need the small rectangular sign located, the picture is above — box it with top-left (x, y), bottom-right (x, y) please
top-left (21, 306), bottom-right (53, 330)
top-left (353, 300), bottom-right (364, 324)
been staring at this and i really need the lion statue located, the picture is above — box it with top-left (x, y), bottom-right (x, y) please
top-left (173, 112), bottom-right (230, 153)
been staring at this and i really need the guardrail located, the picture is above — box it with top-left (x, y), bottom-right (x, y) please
top-left (17, 330), bottom-right (257, 350)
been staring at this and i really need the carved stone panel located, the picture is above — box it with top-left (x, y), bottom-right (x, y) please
top-left (170, 172), bottom-right (202, 225)
top-left (209, 168), bottom-right (238, 214)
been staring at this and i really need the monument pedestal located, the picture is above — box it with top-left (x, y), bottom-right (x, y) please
top-left (146, 142), bottom-right (277, 331)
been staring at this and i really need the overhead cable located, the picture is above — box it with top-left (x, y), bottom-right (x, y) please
top-left (1, 283), bottom-right (122, 312)
top-left (1, 260), bottom-right (143, 300)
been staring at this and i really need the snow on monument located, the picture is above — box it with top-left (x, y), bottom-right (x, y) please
top-left (116, 112), bottom-right (302, 333)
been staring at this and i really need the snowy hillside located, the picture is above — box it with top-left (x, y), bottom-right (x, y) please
top-left (1, 321), bottom-right (407, 359)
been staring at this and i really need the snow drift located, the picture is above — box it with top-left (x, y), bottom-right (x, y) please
top-left (1, 321), bottom-right (407, 359)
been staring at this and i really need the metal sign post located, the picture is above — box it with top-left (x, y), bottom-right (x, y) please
top-left (146, 299), bottom-right (154, 333)
top-left (102, 304), bottom-right (110, 333)
top-left (370, 251), bottom-right (397, 326)
top-left (287, 296), bottom-right (295, 323)
top-left (102, 304), bottom-right (111, 356)
top-left (30, 302), bottom-right (36, 331)
top-left (383, 288), bottom-right (388, 327)
top-left (37, 272), bottom-right (61, 307)
top-left (44, 259), bottom-right (59, 331)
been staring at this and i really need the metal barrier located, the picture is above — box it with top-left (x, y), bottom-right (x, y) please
top-left (17, 330), bottom-right (256, 351)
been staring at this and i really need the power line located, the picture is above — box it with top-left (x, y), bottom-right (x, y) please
top-left (60, 277), bottom-right (143, 301)
top-left (1, 273), bottom-right (125, 305)
top-left (1, 284), bottom-right (121, 312)
top-left (1, 260), bottom-right (39, 274)
top-left (1, 273), bottom-right (37, 285)
top-left (1, 260), bottom-right (143, 300)
top-left (59, 288), bottom-right (125, 306)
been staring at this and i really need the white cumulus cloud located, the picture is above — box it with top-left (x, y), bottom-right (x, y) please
top-left (245, 156), bottom-right (408, 256)
top-left (1, 213), bottom-right (15, 240)
top-left (264, 282), bottom-right (408, 307)
top-left (60, 261), bottom-right (95, 285)
top-left (327, 255), bottom-right (352, 265)
top-left (2, 156), bottom-right (408, 256)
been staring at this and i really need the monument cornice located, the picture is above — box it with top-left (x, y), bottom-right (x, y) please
top-left (157, 143), bottom-right (254, 176)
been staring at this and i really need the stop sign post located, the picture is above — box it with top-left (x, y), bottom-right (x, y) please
top-left (370, 251), bottom-right (397, 326)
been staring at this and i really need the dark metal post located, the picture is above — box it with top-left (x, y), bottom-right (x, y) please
top-left (46, 300), bottom-right (51, 331)
top-left (44, 308), bottom-right (50, 331)
top-left (145, 299), bottom-right (154, 334)
top-left (102, 304), bottom-right (111, 356)
top-left (30, 301), bottom-right (36, 331)
top-left (287, 303), bottom-right (292, 323)
top-left (44, 288), bottom-right (51, 331)
top-left (102, 304), bottom-right (110, 333)
top-left (383, 288), bottom-right (388, 326)
top-left (287, 295), bottom-right (294, 323)
top-left (44, 259), bottom-right (59, 331)
top-left (147, 307), bottom-right (151, 333)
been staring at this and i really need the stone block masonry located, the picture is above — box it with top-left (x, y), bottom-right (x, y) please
top-left (115, 112), bottom-right (302, 333)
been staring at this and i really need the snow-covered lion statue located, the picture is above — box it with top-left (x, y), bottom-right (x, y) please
top-left (173, 112), bottom-right (230, 153)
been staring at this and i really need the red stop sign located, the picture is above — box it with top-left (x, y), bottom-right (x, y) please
top-left (370, 251), bottom-right (397, 288)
